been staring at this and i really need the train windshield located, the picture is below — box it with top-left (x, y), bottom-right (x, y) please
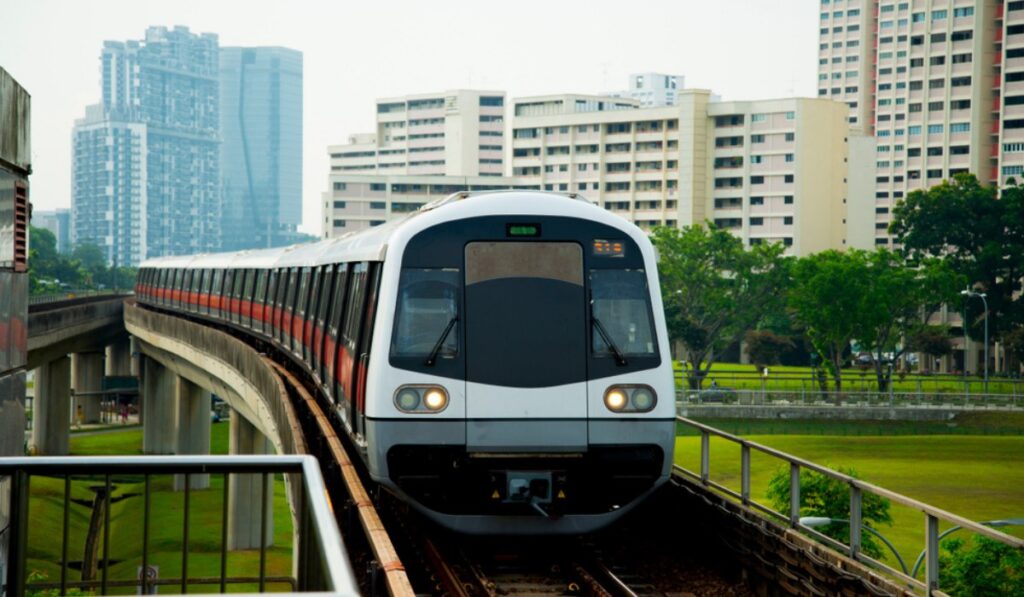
top-left (390, 268), bottom-right (460, 358)
top-left (590, 269), bottom-right (657, 357)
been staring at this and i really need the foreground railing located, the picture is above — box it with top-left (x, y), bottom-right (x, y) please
top-left (674, 416), bottom-right (1024, 596)
top-left (678, 388), bottom-right (1022, 409)
top-left (0, 456), bottom-right (358, 596)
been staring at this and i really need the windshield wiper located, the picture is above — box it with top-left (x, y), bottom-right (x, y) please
top-left (592, 315), bottom-right (628, 366)
top-left (424, 316), bottom-right (458, 366)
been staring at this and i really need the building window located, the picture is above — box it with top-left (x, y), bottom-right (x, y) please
top-left (370, 183), bottom-right (386, 191)
top-left (333, 182), bottom-right (347, 191)
top-left (479, 96), bottom-right (503, 106)
top-left (333, 201), bottom-right (346, 209)
top-left (785, 154), bottom-right (795, 163)
top-left (784, 174), bottom-right (794, 183)
top-left (752, 113), bottom-right (767, 122)
top-left (333, 219), bottom-right (346, 227)
top-left (950, 122), bottom-right (971, 133)
top-left (953, 7), bottom-right (973, 18)
top-left (370, 202), bottom-right (386, 209)
top-left (931, 9), bottom-right (947, 20)
top-left (750, 217), bottom-right (764, 226)
top-left (784, 196), bottom-right (794, 205)
top-left (783, 216), bottom-right (793, 225)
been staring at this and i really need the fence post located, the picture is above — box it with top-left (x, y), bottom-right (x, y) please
top-left (925, 514), bottom-right (940, 594)
top-left (849, 485), bottom-right (862, 559)
top-left (789, 463), bottom-right (801, 527)
top-left (741, 445), bottom-right (751, 505)
top-left (7, 469), bottom-right (30, 597)
top-left (700, 431), bottom-right (710, 483)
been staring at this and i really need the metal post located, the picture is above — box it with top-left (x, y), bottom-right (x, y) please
top-left (740, 444), bottom-right (751, 505)
top-left (8, 470), bottom-right (30, 597)
top-left (182, 473), bottom-right (191, 594)
top-left (700, 431), bottom-right (710, 483)
top-left (220, 473), bottom-right (229, 594)
top-left (101, 474), bottom-right (111, 595)
top-left (789, 463), bottom-right (801, 527)
top-left (259, 471), bottom-right (269, 593)
top-left (849, 486), bottom-right (863, 559)
top-left (982, 294), bottom-right (989, 393)
top-left (926, 514), bottom-right (940, 594)
top-left (61, 475), bottom-right (70, 595)
top-left (142, 475), bottom-right (150, 595)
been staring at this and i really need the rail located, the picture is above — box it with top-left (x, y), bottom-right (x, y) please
top-left (0, 455), bottom-right (359, 596)
top-left (673, 415), bottom-right (1024, 596)
top-left (28, 290), bottom-right (131, 311)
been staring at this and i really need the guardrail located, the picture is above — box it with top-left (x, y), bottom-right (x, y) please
top-left (0, 455), bottom-right (359, 596)
top-left (678, 388), bottom-right (1022, 409)
top-left (28, 289), bottom-right (129, 307)
top-left (673, 416), bottom-right (1024, 595)
top-left (675, 371), bottom-right (1024, 398)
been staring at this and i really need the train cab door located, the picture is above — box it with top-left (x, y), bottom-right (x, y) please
top-left (463, 242), bottom-right (589, 451)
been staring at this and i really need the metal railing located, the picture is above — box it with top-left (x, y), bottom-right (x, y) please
top-left (674, 416), bottom-right (1024, 596)
top-left (0, 455), bottom-right (359, 596)
top-left (675, 371), bottom-right (1024, 398)
top-left (678, 388), bottom-right (1022, 409)
top-left (28, 289), bottom-right (129, 307)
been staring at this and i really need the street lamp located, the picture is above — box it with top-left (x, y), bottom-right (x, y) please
top-left (800, 516), bottom-right (909, 574)
top-left (960, 288), bottom-right (989, 393)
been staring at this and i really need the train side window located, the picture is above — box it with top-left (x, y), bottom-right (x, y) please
top-left (211, 269), bottom-right (223, 301)
top-left (285, 268), bottom-right (299, 323)
top-left (343, 263), bottom-right (368, 348)
top-left (589, 269), bottom-right (657, 357)
top-left (298, 267), bottom-right (311, 319)
top-left (254, 270), bottom-right (267, 307)
top-left (329, 264), bottom-right (350, 337)
top-left (390, 268), bottom-right (459, 358)
top-left (223, 270), bottom-right (234, 306)
top-left (308, 267), bottom-right (322, 324)
top-left (243, 268), bottom-right (255, 299)
top-left (201, 269), bottom-right (211, 298)
top-left (317, 265), bottom-right (335, 328)
top-left (173, 269), bottom-right (183, 305)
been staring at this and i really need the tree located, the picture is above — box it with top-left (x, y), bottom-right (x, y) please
top-left (28, 226), bottom-right (83, 294)
top-left (855, 251), bottom-right (964, 390)
top-left (1004, 326), bottom-right (1024, 373)
top-left (789, 250), bottom-right (872, 392)
top-left (745, 329), bottom-right (795, 372)
top-left (907, 325), bottom-right (954, 373)
top-left (891, 173), bottom-right (1024, 368)
top-left (767, 466), bottom-right (893, 560)
top-left (653, 224), bottom-right (789, 389)
top-left (939, 536), bottom-right (1024, 595)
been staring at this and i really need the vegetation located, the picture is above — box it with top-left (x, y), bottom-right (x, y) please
top-left (29, 226), bottom-right (136, 295)
top-left (744, 330), bottom-right (794, 373)
top-left (766, 466), bottom-right (893, 559)
top-left (892, 173), bottom-right (1024, 359)
top-left (652, 224), bottom-right (788, 389)
top-left (939, 536), bottom-right (1024, 595)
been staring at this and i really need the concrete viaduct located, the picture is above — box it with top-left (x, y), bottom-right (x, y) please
top-left (25, 295), bottom-right (295, 548)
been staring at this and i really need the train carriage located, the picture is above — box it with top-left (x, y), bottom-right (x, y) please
top-left (138, 191), bottom-right (676, 534)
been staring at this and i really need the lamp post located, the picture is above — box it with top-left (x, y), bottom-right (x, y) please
top-left (961, 288), bottom-right (989, 393)
top-left (799, 516), bottom-right (909, 574)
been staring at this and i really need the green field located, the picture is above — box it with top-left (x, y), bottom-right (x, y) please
top-left (23, 422), bottom-right (293, 594)
top-left (674, 428), bottom-right (1024, 577)
top-left (675, 361), bottom-right (1024, 395)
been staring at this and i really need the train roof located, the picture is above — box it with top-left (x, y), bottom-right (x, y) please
top-left (140, 191), bottom-right (643, 271)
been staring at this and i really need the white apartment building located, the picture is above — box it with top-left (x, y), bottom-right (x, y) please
top-left (328, 89), bottom-right (506, 178)
top-left (509, 90), bottom-right (870, 255)
top-left (608, 73), bottom-right (686, 107)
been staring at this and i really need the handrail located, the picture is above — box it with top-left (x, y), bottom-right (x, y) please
top-left (0, 455), bottom-right (359, 596)
top-left (674, 415), bottom-right (1024, 595)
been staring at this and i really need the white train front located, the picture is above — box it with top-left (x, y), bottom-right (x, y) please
top-left (137, 191), bottom-right (677, 534)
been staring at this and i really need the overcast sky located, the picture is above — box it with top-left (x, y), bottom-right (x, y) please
top-left (1, 0), bottom-right (818, 235)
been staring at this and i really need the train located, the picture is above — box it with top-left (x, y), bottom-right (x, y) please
top-left (136, 190), bottom-right (676, 534)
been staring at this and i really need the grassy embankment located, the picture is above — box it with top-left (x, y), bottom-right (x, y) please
top-left (675, 413), bottom-right (1024, 574)
top-left (24, 423), bottom-right (293, 594)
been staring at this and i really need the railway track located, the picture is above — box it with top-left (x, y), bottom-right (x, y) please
top-left (268, 358), bottom-right (753, 596)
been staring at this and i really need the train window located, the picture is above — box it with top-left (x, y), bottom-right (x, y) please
top-left (316, 265), bottom-right (334, 327)
top-left (298, 268), bottom-right (312, 317)
top-left (211, 269), bottom-right (223, 302)
top-left (589, 269), bottom-right (657, 357)
top-left (329, 264), bottom-right (350, 336)
top-left (390, 268), bottom-right (459, 358)
top-left (342, 263), bottom-right (368, 346)
top-left (285, 268), bottom-right (299, 326)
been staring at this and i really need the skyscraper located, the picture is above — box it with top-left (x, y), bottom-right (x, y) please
top-left (72, 26), bottom-right (221, 266)
top-left (219, 47), bottom-right (303, 250)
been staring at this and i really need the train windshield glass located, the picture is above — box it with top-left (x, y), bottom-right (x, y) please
top-left (590, 269), bottom-right (657, 357)
top-left (391, 268), bottom-right (460, 358)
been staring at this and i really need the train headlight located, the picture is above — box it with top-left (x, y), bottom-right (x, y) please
top-left (423, 387), bottom-right (449, 411)
top-left (396, 389), bottom-right (421, 411)
top-left (394, 385), bottom-right (448, 413)
top-left (604, 388), bottom-right (628, 412)
top-left (603, 385), bottom-right (657, 413)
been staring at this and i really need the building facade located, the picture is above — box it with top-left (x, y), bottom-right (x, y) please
top-left (328, 90), bottom-right (506, 178)
top-left (609, 72), bottom-right (686, 107)
top-left (509, 91), bottom-right (864, 255)
top-left (72, 26), bottom-right (221, 266)
top-left (220, 47), bottom-right (303, 251)
top-left (33, 208), bottom-right (71, 253)
top-left (816, 0), bottom-right (1022, 247)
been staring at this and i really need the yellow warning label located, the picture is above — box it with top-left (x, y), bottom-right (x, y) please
top-left (557, 490), bottom-right (566, 499)
top-left (491, 490), bottom-right (501, 499)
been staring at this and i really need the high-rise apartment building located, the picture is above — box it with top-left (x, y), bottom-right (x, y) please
top-left (33, 209), bottom-right (71, 253)
top-left (609, 73), bottom-right (686, 107)
top-left (816, 1), bottom-right (1019, 247)
top-left (509, 91), bottom-right (866, 255)
top-left (329, 90), bottom-right (506, 177)
top-left (220, 47), bottom-right (303, 251)
top-left (72, 26), bottom-right (220, 266)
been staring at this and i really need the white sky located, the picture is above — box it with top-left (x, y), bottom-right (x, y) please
top-left (0, 0), bottom-right (819, 235)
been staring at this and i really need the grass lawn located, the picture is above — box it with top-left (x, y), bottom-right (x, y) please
top-left (674, 430), bottom-right (1024, 576)
top-left (674, 361), bottom-right (1024, 395)
top-left (23, 421), bottom-right (293, 594)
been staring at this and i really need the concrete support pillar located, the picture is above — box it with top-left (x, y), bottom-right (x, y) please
top-left (129, 337), bottom-right (141, 377)
top-left (141, 357), bottom-right (176, 454)
top-left (173, 378), bottom-right (212, 491)
top-left (71, 352), bottom-right (105, 424)
top-left (30, 356), bottom-right (71, 455)
top-left (105, 337), bottom-right (133, 377)
top-left (228, 412), bottom-right (274, 550)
